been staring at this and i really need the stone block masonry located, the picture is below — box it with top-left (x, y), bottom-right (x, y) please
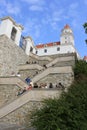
top-left (0, 35), bottom-right (28, 76)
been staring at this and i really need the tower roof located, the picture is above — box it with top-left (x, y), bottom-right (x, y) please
top-left (64, 24), bottom-right (70, 29)
top-left (83, 56), bottom-right (87, 60)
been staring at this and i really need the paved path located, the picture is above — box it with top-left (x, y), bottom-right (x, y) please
top-left (0, 123), bottom-right (23, 130)
top-left (0, 123), bottom-right (36, 130)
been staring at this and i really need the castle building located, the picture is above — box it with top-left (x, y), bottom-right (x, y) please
top-left (0, 16), bottom-right (23, 46)
top-left (0, 16), bottom-right (80, 58)
top-left (35, 24), bottom-right (80, 58)
top-left (83, 56), bottom-right (87, 62)
top-left (0, 16), bottom-right (80, 126)
top-left (0, 16), bottom-right (35, 55)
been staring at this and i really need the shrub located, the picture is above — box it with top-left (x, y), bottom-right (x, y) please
top-left (74, 60), bottom-right (87, 77)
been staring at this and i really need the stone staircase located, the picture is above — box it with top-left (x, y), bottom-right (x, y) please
top-left (29, 52), bottom-right (53, 61)
top-left (0, 48), bottom-right (75, 127)
top-left (46, 54), bottom-right (75, 67)
top-left (0, 89), bottom-right (61, 119)
top-left (32, 66), bottom-right (73, 83)
top-left (18, 53), bottom-right (75, 83)
top-left (0, 76), bottom-right (29, 89)
top-left (0, 65), bottom-right (73, 120)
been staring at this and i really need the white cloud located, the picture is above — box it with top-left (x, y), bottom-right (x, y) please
top-left (6, 3), bottom-right (21, 15)
top-left (71, 19), bottom-right (78, 28)
top-left (21, 0), bottom-right (45, 5)
top-left (51, 22), bottom-right (58, 30)
top-left (34, 25), bottom-right (41, 38)
top-left (23, 18), bottom-right (41, 40)
top-left (0, 0), bottom-right (7, 6)
top-left (21, 0), bottom-right (45, 12)
top-left (67, 2), bottom-right (79, 19)
top-left (52, 10), bottom-right (64, 22)
top-left (29, 5), bottom-right (43, 11)
top-left (69, 2), bottom-right (78, 9)
top-left (0, 0), bottom-right (21, 16)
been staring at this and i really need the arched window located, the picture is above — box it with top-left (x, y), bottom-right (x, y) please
top-left (30, 46), bottom-right (33, 52)
top-left (36, 50), bottom-right (38, 54)
top-left (44, 49), bottom-right (47, 53)
top-left (57, 47), bottom-right (60, 51)
top-left (11, 27), bottom-right (17, 41)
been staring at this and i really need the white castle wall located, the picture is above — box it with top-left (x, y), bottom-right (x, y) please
top-left (0, 16), bottom-right (80, 58)
top-left (25, 36), bottom-right (35, 55)
top-left (0, 18), bottom-right (12, 39)
top-left (0, 17), bottom-right (23, 46)
top-left (36, 44), bottom-right (75, 56)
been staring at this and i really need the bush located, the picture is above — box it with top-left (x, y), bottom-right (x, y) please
top-left (74, 60), bottom-right (87, 77)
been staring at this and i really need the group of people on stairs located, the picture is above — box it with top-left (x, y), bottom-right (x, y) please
top-left (17, 76), bottom-right (33, 96)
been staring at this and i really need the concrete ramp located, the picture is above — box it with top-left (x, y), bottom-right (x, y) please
top-left (29, 53), bottom-right (53, 61)
top-left (46, 55), bottom-right (75, 67)
top-left (32, 66), bottom-right (73, 83)
top-left (0, 89), bottom-right (60, 119)
top-left (0, 76), bottom-right (29, 89)
top-left (18, 64), bottom-right (44, 71)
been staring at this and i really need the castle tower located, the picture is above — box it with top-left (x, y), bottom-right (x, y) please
top-left (83, 56), bottom-right (87, 62)
top-left (60, 24), bottom-right (74, 46)
top-left (0, 16), bottom-right (23, 46)
top-left (24, 36), bottom-right (35, 55)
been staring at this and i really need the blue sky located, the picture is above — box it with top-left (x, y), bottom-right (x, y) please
top-left (0, 0), bottom-right (87, 58)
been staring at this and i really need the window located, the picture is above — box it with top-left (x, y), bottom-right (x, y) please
top-left (36, 50), bottom-right (38, 54)
top-left (44, 44), bottom-right (47, 47)
top-left (30, 46), bottom-right (33, 52)
top-left (57, 47), bottom-right (60, 51)
top-left (44, 49), bottom-right (47, 53)
top-left (11, 27), bottom-right (17, 41)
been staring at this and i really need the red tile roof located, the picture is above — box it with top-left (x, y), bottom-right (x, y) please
top-left (83, 56), bottom-right (87, 60)
top-left (64, 24), bottom-right (70, 29)
top-left (35, 44), bottom-right (44, 48)
top-left (36, 42), bottom-right (60, 48)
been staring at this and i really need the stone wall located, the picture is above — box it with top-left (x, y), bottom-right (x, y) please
top-left (0, 89), bottom-right (62, 126)
top-left (0, 85), bottom-right (19, 107)
top-left (0, 101), bottom-right (41, 125)
top-left (36, 73), bottom-right (74, 88)
top-left (20, 69), bottom-right (39, 80)
top-left (0, 35), bottom-right (29, 76)
top-left (0, 35), bottom-right (76, 128)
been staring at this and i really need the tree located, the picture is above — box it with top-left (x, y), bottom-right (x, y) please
top-left (74, 60), bottom-right (87, 78)
top-left (83, 22), bottom-right (87, 44)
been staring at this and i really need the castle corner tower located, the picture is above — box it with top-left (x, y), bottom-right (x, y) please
top-left (60, 24), bottom-right (74, 46)
top-left (0, 16), bottom-right (23, 46)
